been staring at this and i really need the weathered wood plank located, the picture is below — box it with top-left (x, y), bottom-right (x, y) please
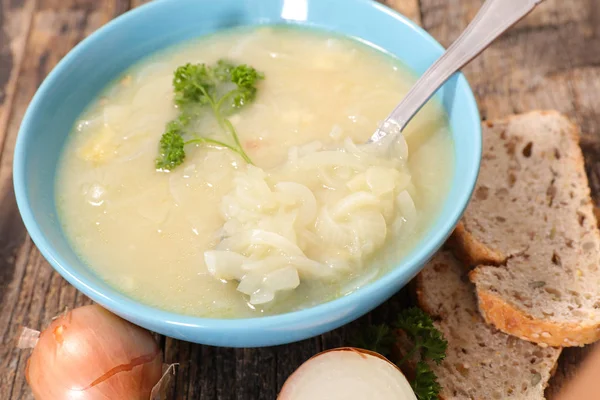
top-left (2, 0), bottom-right (599, 398)
top-left (0, 0), bottom-right (35, 149)
top-left (0, 1), bottom-right (129, 399)
top-left (379, 0), bottom-right (421, 25)
top-left (0, 0), bottom-right (45, 397)
top-left (130, 0), bottom-right (152, 8)
top-left (0, 0), bottom-right (36, 343)
top-left (419, 0), bottom-right (600, 397)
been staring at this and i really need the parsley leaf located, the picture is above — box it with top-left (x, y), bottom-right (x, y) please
top-left (411, 362), bottom-right (442, 400)
top-left (230, 64), bottom-right (264, 108)
top-left (349, 324), bottom-right (396, 358)
top-left (394, 307), bottom-right (447, 400)
top-left (349, 308), bottom-right (447, 400)
top-left (155, 59), bottom-right (263, 171)
top-left (173, 63), bottom-right (216, 107)
top-left (156, 120), bottom-right (186, 170)
top-left (396, 307), bottom-right (447, 365)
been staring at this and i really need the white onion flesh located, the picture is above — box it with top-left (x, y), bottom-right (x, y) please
top-left (278, 348), bottom-right (417, 400)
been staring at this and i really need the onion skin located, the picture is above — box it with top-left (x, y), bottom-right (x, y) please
top-left (26, 305), bottom-right (162, 400)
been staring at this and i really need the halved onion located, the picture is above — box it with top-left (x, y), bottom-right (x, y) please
top-left (278, 348), bottom-right (417, 400)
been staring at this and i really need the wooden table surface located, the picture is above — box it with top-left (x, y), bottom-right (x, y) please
top-left (1, 0), bottom-right (599, 398)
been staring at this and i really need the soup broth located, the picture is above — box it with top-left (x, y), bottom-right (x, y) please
top-left (56, 26), bottom-right (454, 317)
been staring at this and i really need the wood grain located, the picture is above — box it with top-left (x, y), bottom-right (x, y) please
top-left (0, 1), bottom-right (129, 399)
top-left (0, 0), bottom-right (35, 341)
top-left (1, 0), bottom-right (600, 398)
top-left (379, 0), bottom-right (421, 25)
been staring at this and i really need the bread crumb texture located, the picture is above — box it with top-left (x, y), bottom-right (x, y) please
top-left (415, 251), bottom-right (561, 399)
top-left (454, 110), bottom-right (600, 346)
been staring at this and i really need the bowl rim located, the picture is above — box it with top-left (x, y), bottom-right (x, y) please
top-left (13, 0), bottom-right (481, 345)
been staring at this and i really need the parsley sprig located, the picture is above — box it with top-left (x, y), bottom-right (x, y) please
top-left (412, 362), bottom-right (442, 400)
top-left (155, 60), bottom-right (264, 171)
top-left (396, 307), bottom-right (447, 366)
top-left (349, 307), bottom-right (448, 400)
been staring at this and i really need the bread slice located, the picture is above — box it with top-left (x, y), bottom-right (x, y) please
top-left (452, 110), bottom-right (600, 347)
top-left (412, 250), bottom-right (561, 400)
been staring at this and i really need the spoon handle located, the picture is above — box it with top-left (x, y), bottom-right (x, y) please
top-left (371, 0), bottom-right (544, 142)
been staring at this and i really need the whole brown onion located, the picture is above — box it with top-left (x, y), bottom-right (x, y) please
top-left (26, 304), bottom-right (163, 400)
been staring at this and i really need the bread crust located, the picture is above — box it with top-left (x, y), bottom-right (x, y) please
top-left (413, 272), bottom-right (433, 315)
top-left (451, 110), bottom-right (600, 347)
top-left (410, 251), bottom-right (561, 399)
top-left (471, 270), bottom-right (600, 347)
top-left (448, 222), bottom-right (505, 267)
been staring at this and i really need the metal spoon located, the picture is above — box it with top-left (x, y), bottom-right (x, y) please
top-left (369, 0), bottom-right (545, 145)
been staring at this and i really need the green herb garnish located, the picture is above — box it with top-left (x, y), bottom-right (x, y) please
top-left (411, 361), bottom-right (442, 400)
top-left (349, 307), bottom-right (447, 400)
top-left (397, 307), bottom-right (447, 400)
top-left (156, 119), bottom-right (187, 171)
top-left (396, 307), bottom-right (447, 366)
top-left (155, 59), bottom-right (264, 171)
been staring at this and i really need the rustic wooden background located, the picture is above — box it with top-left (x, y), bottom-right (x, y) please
top-left (1, 0), bottom-right (599, 398)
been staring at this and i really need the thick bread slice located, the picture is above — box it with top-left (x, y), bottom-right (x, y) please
top-left (414, 251), bottom-right (561, 400)
top-left (453, 110), bottom-right (600, 347)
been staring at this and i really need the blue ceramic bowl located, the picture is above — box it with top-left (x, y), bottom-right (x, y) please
top-left (13, 0), bottom-right (481, 347)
